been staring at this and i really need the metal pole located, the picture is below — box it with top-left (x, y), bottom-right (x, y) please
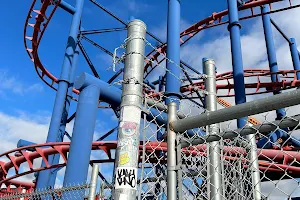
top-left (88, 164), bottom-right (99, 200)
top-left (262, 5), bottom-right (286, 120)
top-left (36, 0), bottom-right (84, 190)
top-left (113, 19), bottom-right (146, 200)
top-left (290, 38), bottom-right (300, 80)
top-left (62, 84), bottom-right (100, 196)
top-left (167, 102), bottom-right (178, 200)
top-left (172, 88), bottom-right (300, 133)
top-left (246, 134), bottom-right (262, 200)
top-left (228, 1), bottom-right (261, 199)
top-left (165, 0), bottom-right (181, 198)
top-left (227, 0), bottom-right (247, 128)
top-left (181, 113), bottom-right (300, 147)
top-left (165, 0), bottom-right (181, 105)
top-left (176, 134), bottom-right (182, 200)
top-left (47, 44), bottom-right (81, 189)
top-left (203, 59), bottom-right (223, 200)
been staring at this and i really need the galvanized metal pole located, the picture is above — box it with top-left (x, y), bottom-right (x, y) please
top-left (167, 102), bottom-right (178, 200)
top-left (246, 134), bottom-right (262, 200)
top-left (176, 136), bottom-right (182, 200)
top-left (88, 164), bottom-right (99, 200)
top-left (113, 19), bottom-right (146, 200)
top-left (203, 59), bottom-right (223, 200)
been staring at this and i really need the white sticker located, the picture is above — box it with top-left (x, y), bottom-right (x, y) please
top-left (115, 167), bottom-right (137, 190)
top-left (122, 106), bottom-right (141, 123)
top-left (119, 194), bottom-right (128, 199)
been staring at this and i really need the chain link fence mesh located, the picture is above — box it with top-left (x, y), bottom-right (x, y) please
top-left (0, 184), bottom-right (89, 200)
top-left (138, 90), bottom-right (300, 200)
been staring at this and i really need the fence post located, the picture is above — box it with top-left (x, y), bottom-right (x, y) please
top-left (176, 134), bottom-right (182, 200)
top-left (247, 134), bottom-right (262, 199)
top-left (88, 164), bottom-right (99, 200)
top-left (167, 102), bottom-right (178, 200)
top-left (113, 19), bottom-right (146, 200)
top-left (203, 58), bottom-right (223, 200)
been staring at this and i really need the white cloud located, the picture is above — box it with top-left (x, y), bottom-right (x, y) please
top-left (0, 111), bottom-right (49, 153)
top-left (0, 70), bottom-right (44, 96)
top-left (151, 19), bottom-right (203, 43)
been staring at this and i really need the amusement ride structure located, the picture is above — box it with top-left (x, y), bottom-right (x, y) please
top-left (2, 0), bottom-right (300, 199)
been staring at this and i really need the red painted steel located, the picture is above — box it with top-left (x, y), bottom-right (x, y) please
top-left (1, 142), bottom-right (300, 187)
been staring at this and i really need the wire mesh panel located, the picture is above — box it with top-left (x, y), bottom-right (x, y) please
top-left (0, 184), bottom-right (89, 200)
top-left (138, 90), bottom-right (300, 200)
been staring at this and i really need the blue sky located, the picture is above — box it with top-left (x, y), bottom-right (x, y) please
top-left (1, 0), bottom-right (300, 198)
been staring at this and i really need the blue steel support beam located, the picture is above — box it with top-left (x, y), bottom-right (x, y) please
top-left (62, 84), bottom-right (101, 191)
top-left (228, 1), bottom-right (262, 198)
top-left (54, 0), bottom-right (76, 15)
top-left (262, 5), bottom-right (286, 120)
top-left (227, 0), bottom-right (247, 128)
top-left (36, 0), bottom-right (84, 190)
top-left (47, 45), bottom-right (80, 188)
top-left (290, 38), bottom-right (300, 80)
top-left (76, 73), bottom-right (202, 136)
top-left (165, 0), bottom-right (181, 105)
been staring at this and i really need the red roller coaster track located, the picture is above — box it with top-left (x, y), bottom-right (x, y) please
top-left (1, 142), bottom-right (300, 188)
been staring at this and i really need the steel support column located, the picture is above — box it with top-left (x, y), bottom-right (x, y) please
top-left (62, 84), bottom-right (101, 189)
top-left (227, 0), bottom-right (247, 128)
top-left (228, 1), bottom-right (261, 199)
top-left (47, 44), bottom-right (80, 188)
top-left (262, 5), bottom-right (286, 119)
top-left (113, 19), bottom-right (146, 200)
top-left (290, 38), bottom-right (300, 80)
top-left (165, 1), bottom-right (181, 199)
top-left (36, 0), bottom-right (84, 190)
top-left (165, 0), bottom-right (181, 105)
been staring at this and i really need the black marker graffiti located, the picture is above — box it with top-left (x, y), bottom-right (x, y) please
top-left (116, 168), bottom-right (136, 189)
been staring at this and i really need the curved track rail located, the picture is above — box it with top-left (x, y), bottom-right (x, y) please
top-left (1, 142), bottom-right (300, 186)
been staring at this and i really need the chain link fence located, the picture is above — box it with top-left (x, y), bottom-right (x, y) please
top-left (0, 184), bottom-right (89, 200)
top-left (139, 92), bottom-right (300, 200)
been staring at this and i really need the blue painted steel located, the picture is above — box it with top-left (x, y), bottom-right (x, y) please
top-left (290, 38), bottom-right (300, 80)
top-left (62, 84), bottom-right (101, 188)
top-left (75, 73), bottom-right (122, 108)
top-left (17, 140), bottom-right (46, 152)
top-left (17, 139), bottom-right (36, 148)
top-left (237, 0), bottom-right (244, 7)
top-left (165, 0), bottom-right (181, 105)
top-left (227, 0), bottom-right (247, 128)
top-left (257, 130), bottom-right (300, 148)
top-left (54, 0), bottom-right (76, 14)
top-left (47, 45), bottom-right (81, 188)
top-left (36, 0), bottom-right (84, 190)
top-left (76, 73), bottom-right (201, 136)
top-left (144, 80), bottom-right (156, 90)
top-left (262, 5), bottom-right (286, 120)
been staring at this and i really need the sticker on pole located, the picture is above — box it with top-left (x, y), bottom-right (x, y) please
top-left (120, 121), bottom-right (137, 136)
top-left (115, 167), bottom-right (137, 190)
